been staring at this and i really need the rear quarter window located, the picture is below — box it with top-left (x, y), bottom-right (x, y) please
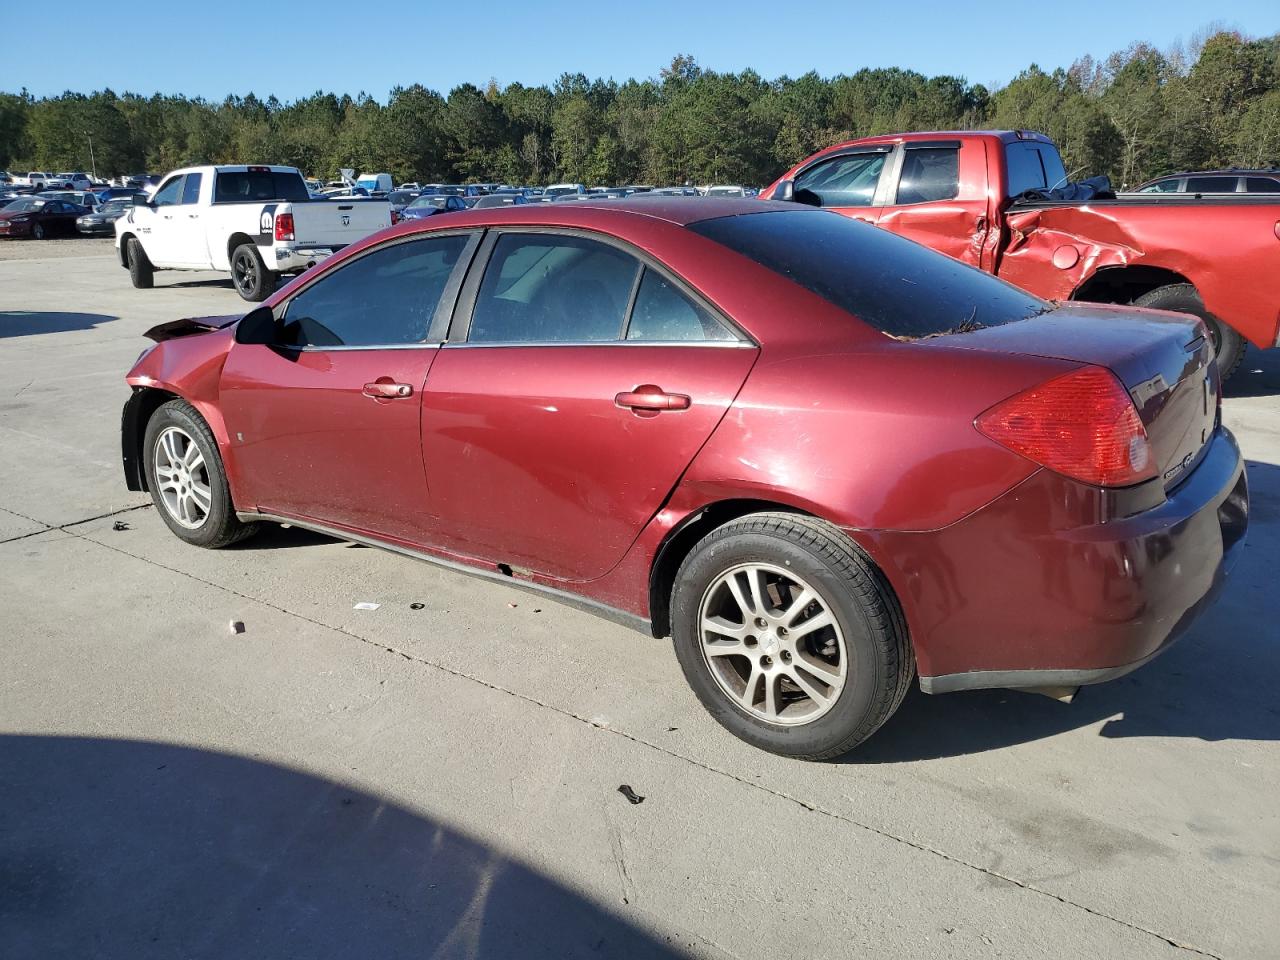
top-left (1005, 142), bottom-right (1068, 197)
top-left (689, 209), bottom-right (1047, 340)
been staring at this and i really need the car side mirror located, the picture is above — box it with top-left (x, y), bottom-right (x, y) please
top-left (234, 305), bottom-right (277, 345)
top-left (774, 180), bottom-right (795, 202)
top-left (131, 193), bottom-right (151, 207)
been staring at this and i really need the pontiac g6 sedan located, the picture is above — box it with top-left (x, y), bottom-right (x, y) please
top-left (121, 199), bottom-right (1248, 759)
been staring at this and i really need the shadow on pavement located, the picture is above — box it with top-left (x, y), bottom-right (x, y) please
top-left (0, 311), bottom-right (117, 338)
top-left (1224, 344), bottom-right (1280, 399)
top-left (163, 278), bottom-right (236, 290)
top-left (0, 735), bottom-right (689, 960)
top-left (853, 457), bottom-right (1280, 763)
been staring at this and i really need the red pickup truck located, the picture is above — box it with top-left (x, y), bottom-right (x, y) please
top-left (762, 130), bottom-right (1280, 380)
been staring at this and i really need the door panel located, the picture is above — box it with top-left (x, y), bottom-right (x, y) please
top-left (421, 344), bottom-right (756, 581)
top-left (219, 346), bottom-right (438, 541)
top-left (874, 141), bottom-right (993, 269)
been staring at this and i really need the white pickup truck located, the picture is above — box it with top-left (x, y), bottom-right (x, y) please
top-left (115, 164), bottom-right (391, 301)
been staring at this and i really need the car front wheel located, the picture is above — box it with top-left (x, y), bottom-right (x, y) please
top-left (143, 399), bottom-right (259, 548)
top-left (671, 513), bottom-right (913, 760)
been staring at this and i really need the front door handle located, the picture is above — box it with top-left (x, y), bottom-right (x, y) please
top-left (363, 380), bottom-right (413, 400)
top-left (615, 384), bottom-right (691, 412)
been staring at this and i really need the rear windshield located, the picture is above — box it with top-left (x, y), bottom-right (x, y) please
top-left (214, 170), bottom-right (309, 203)
top-left (688, 209), bottom-right (1048, 339)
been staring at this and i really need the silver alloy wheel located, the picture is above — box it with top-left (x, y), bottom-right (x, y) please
top-left (698, 562), bottom-right (848, 726)
top-left (153, 426), bottom-right (212, 529)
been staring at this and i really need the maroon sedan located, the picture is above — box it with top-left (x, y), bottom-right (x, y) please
top-left (120, 199), bottom-right (1248, 758)
top-left (0, 196), bottom-right (85, 239)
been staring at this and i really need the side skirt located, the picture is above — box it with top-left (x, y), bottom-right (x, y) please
top-left (237, 511), bottom-right (653, 636)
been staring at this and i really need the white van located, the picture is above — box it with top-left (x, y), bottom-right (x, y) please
top-left (354, 172), bottom-right (393, 196)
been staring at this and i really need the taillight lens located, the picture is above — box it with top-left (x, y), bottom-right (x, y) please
top-left (274, 212), bottom-right (294, 241)
top-left (975, 365), bottom-right (1156, 487)
top-left (390, 209), bottom-right (402, 225)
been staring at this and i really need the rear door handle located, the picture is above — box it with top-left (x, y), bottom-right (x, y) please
top-left (615, 385), bottom-right (691, 412)
top-left (363, 380), bottom-right (413, 400)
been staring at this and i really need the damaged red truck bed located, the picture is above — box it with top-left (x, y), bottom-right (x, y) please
top-left (762, 130), bottom-right (1280, 380)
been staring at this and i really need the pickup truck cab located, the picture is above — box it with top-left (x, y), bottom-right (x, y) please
top-left (116, 165), bottom-right (391, 301)
top-left (764, 130), bottom-right (1280, 379)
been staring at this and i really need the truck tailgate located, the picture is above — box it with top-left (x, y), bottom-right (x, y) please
top-left (289, 200), bottom-right (390, 246)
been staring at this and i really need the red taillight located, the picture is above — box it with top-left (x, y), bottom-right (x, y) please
top-left (975, 365), bottom-right (1156, 487)
top-left (390, 209), bottom-right (402, 225)
top-left (274, 212), bottom-right (294, 241)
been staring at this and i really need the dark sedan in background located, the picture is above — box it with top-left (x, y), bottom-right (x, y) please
top-left (400, 194), bottom-right (469, 220)
top-left (0, 196), bottom-right (86, 239)
top-left (77, 196), bottom-right (135, 235)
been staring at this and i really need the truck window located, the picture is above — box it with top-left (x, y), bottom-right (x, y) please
top-left (690, 209), bottom-right (1047, 340)
top-left (1004, 142), bottom-right (1068, 197)
top-left (214, 170), bottom-right (310, 203)
top-left (1186, 175), bottom-right (1238, 193)
top-left (895, 147), bottom-right (959, 204)
top-left (793, 151), bottom-right (887, 207)
top-left (180, 172), bottom-right (202, 205)
top-left (152, 176), bottom-right (184, 207)
top-left (1246, 177), bottom-right (1280, 193)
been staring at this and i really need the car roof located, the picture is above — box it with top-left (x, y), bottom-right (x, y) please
top-left (400, 196), bottom-right (790, 229)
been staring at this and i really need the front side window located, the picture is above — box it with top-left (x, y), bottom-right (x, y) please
top-left (793, 152), bottom-right (887, 207)
top-left (626, 269), bottom-right (735, 342)
top-left (180, 172), bottom-right (202, 205)
top-left (278, 234), bottom-right (470, 348)
top-left (152, 176), bottom-right (184, 207)
top-left (895, 147), bottom-right (959, 204)
top-left (468, 234), bottom-right (639, 343)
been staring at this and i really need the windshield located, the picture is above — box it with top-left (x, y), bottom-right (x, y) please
top-left (214, 170), bottom-right (309, 203)
top-left (689, 209), bottom-right (1048, 339)
top-left (5, 198), bottom-right (43, 212)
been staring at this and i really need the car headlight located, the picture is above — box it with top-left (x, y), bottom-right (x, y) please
top-left (10, 216), bottom-right (29, 223)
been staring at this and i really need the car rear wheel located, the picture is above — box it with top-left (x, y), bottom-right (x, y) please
top-left (32, 222), bottom-right (45, 240)
top-left (143, 399), bottom-right (259, 548)
top-left (127, 237), bottom-right (154, 289)
top-left (231, 243), bottom-right (276, 302)
top-left (671, 513), bottom-right (912, 759)
top-left (1133, 283), bottom-right (1244, 383)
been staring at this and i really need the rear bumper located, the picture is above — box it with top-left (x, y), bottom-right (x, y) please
top-left (272, 243), bottom-right (345, 272)
top-left (867, 427), bottom-right (1248, 693)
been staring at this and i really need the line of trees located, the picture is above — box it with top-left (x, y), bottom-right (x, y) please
top-left (1, 30), bottom-right (1277, 189)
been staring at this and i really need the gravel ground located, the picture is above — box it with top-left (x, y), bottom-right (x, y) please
top-left (0, 236), bottom-right (115, 260)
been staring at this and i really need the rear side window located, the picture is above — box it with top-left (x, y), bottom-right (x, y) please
top-left (793, 151), bottom-right (887, 207)
top-left (279, 234), bottom-right (470, 347)
top-left (690, 210), bottom-right (1047, 340)
top-left (1186, 176), bottom-right (1238, 193)
top-left (626, 269), bottom-right (735, 342)
top-left (180, 172), bottom-right (202, 205)
top-left (1005, 142), bottom-right (1069, 197)
top-left (1137, 178), bottom-right (1181, 193)
top-left (1246, 177), bottom-right (1280, 193)
top-left (895, 147), bottom-right (959, 204)
top-left (468, 234), bottom-right (639, 343)
top-left (214, 170), bottom-right (309, 203)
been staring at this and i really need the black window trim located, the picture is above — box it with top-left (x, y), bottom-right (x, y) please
top-left (267, 228), bottom-right (483, 352)
top-left (444, 225), bottom-right (756, 348)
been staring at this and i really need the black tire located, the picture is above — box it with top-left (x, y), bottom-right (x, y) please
top-left (1133, 283), bottom-right (1245, 383)
top-left (31, 222), bottom-right (45, 240)
top-left (127, 237), bottom-right (154, 289)
top-left (143, 399), bottom-right (260, 549)
top-left (230, 242), bottom-right (277, 302)
top-left (671, 512), bottom-right (913, 760)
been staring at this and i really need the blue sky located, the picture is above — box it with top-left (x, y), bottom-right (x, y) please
top-left (5, 1), bottom-right (1277, 101)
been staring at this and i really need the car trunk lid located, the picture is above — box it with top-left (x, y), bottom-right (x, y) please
top-left (939, 302), bottom-right (1217, 490)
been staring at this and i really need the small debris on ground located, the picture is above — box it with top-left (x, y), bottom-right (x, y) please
top-left (228, 620), bottom-right (245, 635)
top-left (353, 602), bottom-right (380, 611)
top-left (617, 785), bottom-right (645, 805)
top-left (111, 521), bottom-right (129, 531)
top-left (533, 608), bottom-right (542, 613)
top-left (409, 602), bottom-right (425, 610)
top-left (507, 602), bottom-right (518, 608)
top-left (667, 727), bottom-right (678, 732)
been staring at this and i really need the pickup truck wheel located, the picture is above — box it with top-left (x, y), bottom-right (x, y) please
top-left (231, 243), bottom-right (277, 302)
top-left (1133, 283), bottom-right (1245, 383)
top-left (670, 513), bottom-right (913, 760)
top-left (127, 237), bottom-right (154, 289)
top-left (143, 399), bottom-right (260, 548)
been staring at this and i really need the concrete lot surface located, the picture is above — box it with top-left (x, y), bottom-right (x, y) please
top-left (1, 242), bottom-right (1277, 959)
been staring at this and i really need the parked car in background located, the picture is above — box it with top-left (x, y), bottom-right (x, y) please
top-left (470, 193), bottom-right (528, 208)
top-left (41, 189), bottom-right (100, 210)
top-left (398, 182), bottom-right (422, 191)
top-left (1133, 170), bottom-right (1280, 194)
top-left (387, 190), bottom-right (420, 219)
top-left (0, 195), bottom-right (86, 238)
top-left (763, 129), bottom-right (1280, 380)
top-left (706, 185), bottom-right (747, 198)
top-left (54, 172), bottom-right (94, 191)
top-left (544, 183), bottom-right (586, 197)
top-left (400, 194), bottom-right (468, 219)
top-left (15, 172), bottom-right (50, 189)
top-left (77, 196), bottom-right (135, 235)
top-left (115, 164), bottom-right (391, 301)
top-left (120, 198), bottom-right (1246, 759)
top-left (96, 186), bottom-right (147, 204)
